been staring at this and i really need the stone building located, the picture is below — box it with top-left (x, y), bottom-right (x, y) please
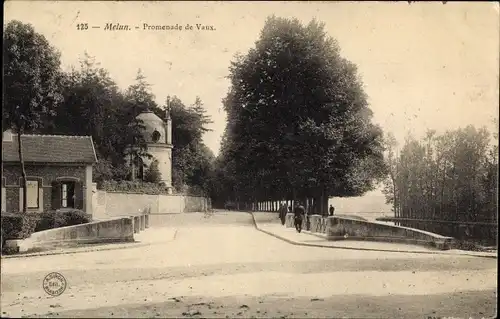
top-left (1, 130), bottom-right (97, 214)
top-left (126, 108), bottom-right (173, 193)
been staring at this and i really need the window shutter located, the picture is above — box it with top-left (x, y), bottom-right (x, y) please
top-left (74, 181), bottom-right (84, 210)
top-left (51, 181), bottom-right (61, 210)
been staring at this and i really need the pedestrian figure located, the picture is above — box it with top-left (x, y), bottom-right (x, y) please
top-left (293, 202), bottom-right (306, 233)
top-left (279, 203), bottom-right (286, 225)
top-left (329, 204), bottom-right (335, 216)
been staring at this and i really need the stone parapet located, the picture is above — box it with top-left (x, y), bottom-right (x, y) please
top-left (12, 217), bottom-right (135, 252)
top-left (321, 216), bottom-right (455, 250)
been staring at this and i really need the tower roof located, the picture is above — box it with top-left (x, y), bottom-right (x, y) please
top-left (136, 110), bottom-right (164, 125)
top-left (135, 110), bottom-right (166, 144)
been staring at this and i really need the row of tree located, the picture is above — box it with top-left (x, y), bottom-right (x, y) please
top-left (383, 125), bottom-right (498, 223)
top-left (3, 20), bottom-right (214, 204)
top-left (209, 16), bottom-right (388, 212)
top-left (6, 17), bottom-right (496, 224)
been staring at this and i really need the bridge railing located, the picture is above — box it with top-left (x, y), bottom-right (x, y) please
top-left (284, 213), bottom-right (455, 250)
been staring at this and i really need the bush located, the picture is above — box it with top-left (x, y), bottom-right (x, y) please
top-left (61, 209), bottom-right (92, 226)
top-left (1, 210), bottom-right (92, 254)
top-left (1, 212), bottom-right (39, 246)
top-left (35, 211), bottom-right (64, 232)
top-left (35, 209), bottom-right (92, 232)
top-left (144, 160), bottom-right (162, 183)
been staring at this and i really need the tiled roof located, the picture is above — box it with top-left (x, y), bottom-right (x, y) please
top-left (2, 134), bottom-right (97, 164)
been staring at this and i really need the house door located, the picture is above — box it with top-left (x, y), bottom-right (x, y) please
top-left (61, 182), bottom-right (76, 208)
top-left (51, 180), bottom-right (84, 210)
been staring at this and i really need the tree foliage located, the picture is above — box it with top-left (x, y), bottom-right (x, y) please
top-left (3, 20), bottom-right (63, 133)
top-left (214, 16), bottom-right (387, 209)
top-left (169, 96), bottom-right (215, 194)
top-left (3, 20), bottom-right (64, 212)
top-left (3, 20), bottom-right (214, 196)
top-left (43, 57), bottom-right (150, 183)
top-left (383, 126), bottom-right (498, 224)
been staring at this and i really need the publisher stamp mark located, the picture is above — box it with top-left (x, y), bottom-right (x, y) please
top-left (43, 272), bottom-right (67, 297)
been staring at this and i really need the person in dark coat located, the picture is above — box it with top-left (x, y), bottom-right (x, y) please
top-left (279, 203), bottom-right (287, 225)
top-left (329, 204), bottom-right (335, 216)
top-left (293, 202), bottom-right (306, 232)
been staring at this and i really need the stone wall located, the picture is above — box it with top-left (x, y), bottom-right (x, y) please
top-left (91, 185), bottom-right (210, 221)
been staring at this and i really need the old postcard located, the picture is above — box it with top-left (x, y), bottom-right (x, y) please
top-left (2, 1), bottom-right (498, 318)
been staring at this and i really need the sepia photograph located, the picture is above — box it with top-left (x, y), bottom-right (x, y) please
top-left (1, 1), bottom-right (498, 318)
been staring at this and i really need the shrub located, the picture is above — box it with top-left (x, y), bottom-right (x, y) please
top-left (144, 160), bottom-right (162, 183)
top-left (1, 212), bottom-right (39, 246)
top-left (1, 210), bottom-right (91, 254)
top-left (35, 209), bottom-right (92, 232)
top-left (2, 247), bottom-right (20, 255)
top-left (61, 209), bottom-right (92, 226)
top-left (35, 211), bottom-right (63, 232)
top-left (99, 180), bottom-right (169, 195)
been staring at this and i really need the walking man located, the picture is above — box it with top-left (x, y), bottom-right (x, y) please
top-left (329, 204), bottom-right (335, 216)
top-left (293, 202), bottom-right (306, 233)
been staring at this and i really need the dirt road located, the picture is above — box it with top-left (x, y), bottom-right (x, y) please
top-left (1, 212), bottom-right (496, 318)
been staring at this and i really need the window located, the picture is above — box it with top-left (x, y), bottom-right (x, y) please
top-left (152, 130), bottom-right (161, 143)
top-left (26, 180), bottom-right (39, 209)
top-left (61, 182), bottom-right (76, 208)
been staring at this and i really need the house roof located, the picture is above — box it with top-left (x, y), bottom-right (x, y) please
top-left (2, 133), bottom-right (98, 164)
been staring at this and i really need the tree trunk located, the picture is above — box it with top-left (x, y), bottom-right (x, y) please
top-left (322, 190), bottom-right (329, 217)
top-left (390, 172), bottom-right (397, 219)
top-left (312, 195), bottom-right (320, 215)
top-left (130, 154), bottom-right (136, 181)
top-left (319, 191), bottom-right (324, 217)
top-left (17, 130), bottom-right (28, 213)
top-left (318, 187), bottom-right (328, 217)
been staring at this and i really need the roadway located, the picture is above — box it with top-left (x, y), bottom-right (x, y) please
top-left (1, 211), bottom-right (497, 318)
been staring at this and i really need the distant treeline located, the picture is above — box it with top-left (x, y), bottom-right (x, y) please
top-left (383, 125), bottom-right (498, 224)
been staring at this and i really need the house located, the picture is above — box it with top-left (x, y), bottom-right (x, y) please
top-left (1, 130), bottom-right (97, 215)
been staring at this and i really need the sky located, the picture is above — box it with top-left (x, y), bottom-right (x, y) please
top-left (4, 1), bottom-right (499, 157)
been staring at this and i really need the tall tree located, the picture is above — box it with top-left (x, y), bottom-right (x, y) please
top-left (382, 132), bottom-right (399, 215)
top-left (123, 69), bottom-right (158, 180)
top-left (190, 96), bottom-right (214, 135)
top-left (3, 20), bottom-right (63, 212)
top-left (125, 69), bottom-right (158, 114)
top-left (167, 96), bottom-right (214, 193)
top-left (217, 16), bottom-right (387, 212)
